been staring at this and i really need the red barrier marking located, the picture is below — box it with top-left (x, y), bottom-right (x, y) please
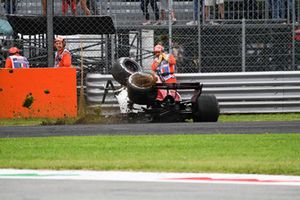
top-left (164, 177), bottom-right (300, 183)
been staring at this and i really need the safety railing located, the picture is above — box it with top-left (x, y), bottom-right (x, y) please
top-left (86, 71), bottom-right (300, 114)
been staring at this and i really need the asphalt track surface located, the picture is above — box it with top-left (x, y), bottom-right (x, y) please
top-left (0, 121), bottom-right (300, 138)
top-left (1, 178), bottom-right (299, 200)
top-left (0, 169), bottom-right (300, 200)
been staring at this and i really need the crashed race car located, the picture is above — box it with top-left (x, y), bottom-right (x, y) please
top-left (110, 57), bottom-right (220, 123)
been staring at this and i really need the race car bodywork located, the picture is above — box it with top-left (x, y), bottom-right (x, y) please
top-left (111, 57), bottom-right (220, 123)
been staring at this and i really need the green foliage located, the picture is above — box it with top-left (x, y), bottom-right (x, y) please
top-left (0, 134), bottom-right (300, 175)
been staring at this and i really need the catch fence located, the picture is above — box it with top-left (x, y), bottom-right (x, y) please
top-left (0, 0), bottom-right (300, 74)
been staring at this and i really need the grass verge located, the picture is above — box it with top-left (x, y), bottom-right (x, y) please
top-left (0, 134), bottom-right (299, 175)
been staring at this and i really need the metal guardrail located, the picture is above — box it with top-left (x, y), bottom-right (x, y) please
top-left (2, 1), bottom-right (300, 73)
top-left (86, 71), bottom-right (300, 114)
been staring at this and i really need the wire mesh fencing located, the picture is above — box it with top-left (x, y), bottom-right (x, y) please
top-left (0, 0), bottom-right (300, 73)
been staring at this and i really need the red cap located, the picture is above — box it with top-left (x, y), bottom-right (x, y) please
top-left (8, 47), bottom-right (20, 55)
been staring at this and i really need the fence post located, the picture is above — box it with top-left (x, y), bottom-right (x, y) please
top-left (168, 0), bottom-right (173, 53)
top-left (9, 0), bottom-right (13, 14)
top-left (47, 0), bottom-right (54, 67)
top-left (292, 0), bottom-right (296, 69)
top-left (198, 0), bottom-right (201, 72)
top-left (242, 18), bottom-right (246, 72)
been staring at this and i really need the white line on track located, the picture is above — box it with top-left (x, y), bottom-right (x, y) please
top-left (0, 169), bottom-right (300, 186)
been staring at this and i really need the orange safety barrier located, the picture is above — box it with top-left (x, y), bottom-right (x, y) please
top-left (0, 68), bottom-right (77, 118)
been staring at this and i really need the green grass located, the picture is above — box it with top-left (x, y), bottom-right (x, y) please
top-left (0, 118), bottom-right (45, 126)
top-left (0, 134), bottom-right (300, 175)
top-left (1, 113), bottom-right (300, 175)
top-left (219, 113), bottom-right (300, 122)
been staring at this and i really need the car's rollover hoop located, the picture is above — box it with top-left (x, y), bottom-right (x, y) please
top-left (111, 57), bottom-right (220, 123)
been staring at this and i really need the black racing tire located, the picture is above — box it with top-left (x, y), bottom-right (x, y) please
top-left (127, 72), bottom-right (157, 105)
top-left (111, 57), bottom-right (143, 86)
top-left (192, 95), bottom-right (220, 122)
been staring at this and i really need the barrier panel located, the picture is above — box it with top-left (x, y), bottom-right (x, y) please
top-left (0, 68), bottom-right (77, 118)
top-left (86, 72), bottom-right (300, 114)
